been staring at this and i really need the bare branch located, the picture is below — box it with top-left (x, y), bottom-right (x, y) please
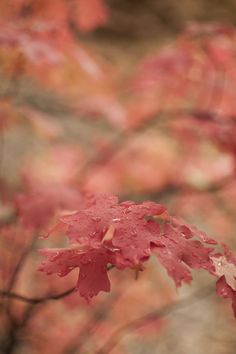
top-left (0, 287), bottom-right (76, 305)
top-left (77, 107), bottom-right (236, 185)
top-left (120, 174), bottom-right (235, 203)
top-left (95, 285), bottom-right (214, 354)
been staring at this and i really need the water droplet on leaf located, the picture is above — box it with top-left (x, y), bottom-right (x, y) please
top-left (92, 217), bottom-right (101, 222)
top-left (112, 218), bottom-right (121, 222)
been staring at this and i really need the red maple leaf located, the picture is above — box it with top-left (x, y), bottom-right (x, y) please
top-left (39, 194), bottom-right (236, 316)
top-left (39, 194), bottom-right (166, 300)
top-left (212, 244), bottom-right (236, 316)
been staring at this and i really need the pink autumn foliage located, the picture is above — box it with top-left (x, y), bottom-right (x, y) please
top-left (73, 0), bottom-right (109, 32)
top-left (16, 184), bottom-right (82, 229)
top-left (39, 194), bottom-right (236, 315)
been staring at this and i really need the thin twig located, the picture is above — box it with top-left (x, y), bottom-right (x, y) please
top-left (120, 174), bottom-right (235, 203)
top-left (0, 287), bottom-right (76, 305)
top-left (7, 234), bottom-right (38, 293)
top-left (77, 107), bottom-right (236, 186)
top-left (4, 233), bottom-right (39, 326)
top-left (95, 285), bottom-right (214, 354)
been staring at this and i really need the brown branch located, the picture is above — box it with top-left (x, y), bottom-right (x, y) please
top-left (4, 233), bottom-right (39, 331)
top-left (63, 290), bottom-right (123, 354)
top-left (0, 287), bottom-right (76, 305)
top-left (95, 285), bottom-right (214, 354)
top-left (77, 108), bottom-right (167, 184)
top-left (1, 266), bottom-right (115, 305)
top-left (7, 234), bottom-right (38, 293)
top-left (77, 107), bottom-right (236, 186)
top-left (120, 174), bottom-right (235, 203)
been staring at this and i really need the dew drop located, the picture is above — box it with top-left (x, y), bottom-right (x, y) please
top-left (112, 218), bottom-right (121, 222)
top-left (81, 258), bottom-right (91, 265)
top-left (92, 217), bottom-right (101, 222)
top-left (90, 231), bottom-right (97, 238)
top-left (110, 247), bottom-right (120, 252)
top-left (52, 252), bottom-right (60, 261)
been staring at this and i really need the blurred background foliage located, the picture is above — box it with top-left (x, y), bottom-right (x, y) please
top-left (1, 1), bottom-right (236, 354)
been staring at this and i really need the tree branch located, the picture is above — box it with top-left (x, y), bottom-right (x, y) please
top-left (77, 107), bottom-right (236, 185)
top-left (1, 266), bottom-right (114, 305)
top-left (0, 287), bottom-right (76, 305)
top-left (95, 285), bottom-right (215, 354)
top-left (120, 174), bottom-right (235, 203)
top-left (7, 234), bottom-right (38, 293)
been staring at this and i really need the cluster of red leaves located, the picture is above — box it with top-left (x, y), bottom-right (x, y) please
top-left (1, 0), bottom-right (108, 33)
top-left (16, 184), bottom-right (82, 229)
top-left (1, 0), bottom-right (236, 330)
top-left (39, 194), bottom-right (236, 316)
top-left (0, 0), bottom-right (111, 102)
top-left (15, 145), bottom-right (83, 229)
top-left (133, 23), bottom-right (236, 113)
top-left (126, 23), bottom-right (236, 151)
